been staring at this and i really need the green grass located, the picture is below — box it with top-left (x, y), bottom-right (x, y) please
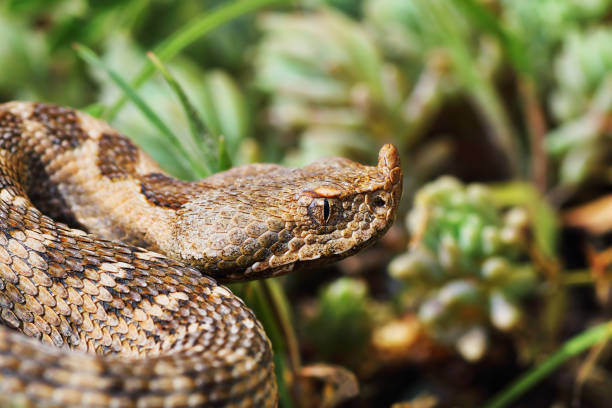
top-left (482, 322), bottom-right (612, 408)
top-left (106, 0), bottom-right (292, 120)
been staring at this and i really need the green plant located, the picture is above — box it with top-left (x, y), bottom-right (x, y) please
top-left (390, 177), bottom-right (539, 361)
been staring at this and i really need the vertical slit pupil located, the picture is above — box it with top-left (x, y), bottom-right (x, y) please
top-left (323, 198), bottom-right (330, 222)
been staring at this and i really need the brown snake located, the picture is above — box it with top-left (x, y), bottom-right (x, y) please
top-left (0, 102), bottom-right (402, 407)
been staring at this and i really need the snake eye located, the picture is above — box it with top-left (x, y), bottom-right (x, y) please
top-left (323, 198), bottom-right (330, 222)
top-left (308, 198), bottom-right (336, 226)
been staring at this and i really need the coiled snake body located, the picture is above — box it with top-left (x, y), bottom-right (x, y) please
top-left (0, 102), bottom-right (402, 407)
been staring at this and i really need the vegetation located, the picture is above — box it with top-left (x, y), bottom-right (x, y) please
top-left (4, 0), bottom-right (612, 406)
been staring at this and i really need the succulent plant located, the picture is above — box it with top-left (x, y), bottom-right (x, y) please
top-left (389, 177), bottom-right (538, 361)
top-left (303, 277), bottom-right (374, 366)
top-left (253, 10), bottom-right (403, 166)
top-left (501, 0), bottom-right (612, 82)
top-left (550, 28), bottom-right (612, 122)
top-left (253, 4), bottom-right (523, 187)
top-left (546, 28), bottom-right (612, 185)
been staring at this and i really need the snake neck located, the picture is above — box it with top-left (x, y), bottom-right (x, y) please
top-left (0, 102), bottom-right (193, 257)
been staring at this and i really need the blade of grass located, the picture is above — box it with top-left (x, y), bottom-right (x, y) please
top-left (242, 281), bottom-right (294, 408)
top-left (262, 279), bottom-right (302, 374)
top-left (200, 71), bottom-right (248, 158)
top-left (106, 0), bottom-right (292, 120)
top-left (481, 321), bottom-right (612, 408)
top-left (218, 136), bottom-right (232, 171)
top-left (74, 43), bottom-right (181, 150)
top-left (260, 280), bottom-right (301, 405)
top-left (147, 52), bottom-right (216, 175)
top-left (82, 103), bottom-right (106, 118)
top-left (74, 43), bottom-right (207, 178)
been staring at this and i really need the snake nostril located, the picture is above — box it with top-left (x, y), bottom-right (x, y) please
top-left (372, 197), bottom-right (386, 207)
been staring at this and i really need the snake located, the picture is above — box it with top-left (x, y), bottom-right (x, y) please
top-left (0, 101), bottom-right (402, 407)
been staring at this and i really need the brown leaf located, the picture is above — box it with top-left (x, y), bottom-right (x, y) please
top-left (564, 194), bottom-right (612, 235)
top-left (296, 363), bottom-right (359, 408)
top-left (585, 243), bottom-right (612, 303)
top-left (372, 314), bottom-right (450, 364)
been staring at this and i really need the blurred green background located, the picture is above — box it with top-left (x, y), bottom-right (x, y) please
top-left (5, 0), bottom-right (612, 407)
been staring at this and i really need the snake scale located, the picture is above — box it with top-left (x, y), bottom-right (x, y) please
top-left (0, 101), bottom-right (402, 407)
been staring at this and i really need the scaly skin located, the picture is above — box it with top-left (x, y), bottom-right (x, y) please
top-left (0, 102), bottom-right (402, 407)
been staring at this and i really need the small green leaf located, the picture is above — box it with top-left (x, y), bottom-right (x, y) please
top-left (488, 182), bottom-right (559, 257)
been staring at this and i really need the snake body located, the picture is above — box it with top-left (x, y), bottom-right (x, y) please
top-left (0, 102), bottom-right (402, 407)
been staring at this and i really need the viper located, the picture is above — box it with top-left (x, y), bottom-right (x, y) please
top-left (0, 102), bottom-right (402, 407)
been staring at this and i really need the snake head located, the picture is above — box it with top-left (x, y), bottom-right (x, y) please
top-left (172, 144), bottom-right (402, 281)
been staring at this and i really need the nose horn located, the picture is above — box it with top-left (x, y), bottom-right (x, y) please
top-left (377, 144), bottom-right (402, 185)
